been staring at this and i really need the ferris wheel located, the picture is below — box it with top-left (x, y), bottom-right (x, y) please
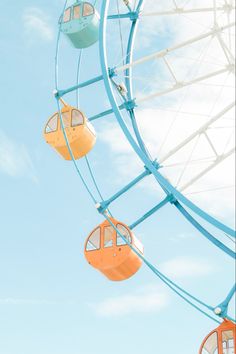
top-left (44, 0), bottom-right (235, 352)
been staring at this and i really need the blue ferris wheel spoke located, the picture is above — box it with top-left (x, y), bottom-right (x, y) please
top-left (56, 74), bottom-right (104, 97)
top-left (107, 13), bottom-right (137, 20)
top-left (88, 100), bottom-right (135, 121)
top-left (89, 107), bottom-right (115, 121)
top-left (97, 168), bottom-right (150, 212)
top-left (106, 1), bottom-right (134, 20)
top-left (129, 196), bottom-right (171, 230)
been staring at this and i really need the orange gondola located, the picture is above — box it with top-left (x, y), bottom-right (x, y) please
top-left (199, 319), bottom-right (235, 354)
top-left (84, 218), bottom-right (143, 281)
top-left (44, 100), bottom-right (96, 160)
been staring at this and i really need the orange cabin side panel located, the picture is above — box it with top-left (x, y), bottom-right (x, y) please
top-left (85, 246), bottom-right (142, 281)
top-left (44, 125), bottom-right (96, 160)
top-left (102, 249), bottom-right (142, 281)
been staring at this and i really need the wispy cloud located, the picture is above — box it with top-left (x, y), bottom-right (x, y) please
top-left (23, 7), bottom-right (54, 42)
top-left (0, 130), bottom-right (37, 181)
top-left (0, 298), bottom-right (56, 305)
top-left (98, 122), bottom-right (142, 181)
top-left (0, 298), bottom-right (77, 305)
top-left (160, 257), bottom-right (216, 279)
top-left (92, 285), bottom-right (169, 317)
top-left (168, 232), bottom-right (194, 243)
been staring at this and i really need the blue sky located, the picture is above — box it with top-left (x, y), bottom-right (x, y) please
top-left (0, 1), bottom-right (235, 354)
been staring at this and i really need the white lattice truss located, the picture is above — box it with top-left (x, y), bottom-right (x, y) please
top-left (116, 0), bottom-right (235, 191)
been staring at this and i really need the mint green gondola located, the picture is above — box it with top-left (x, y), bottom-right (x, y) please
top-left (60, 1), bottom-right (100, 49)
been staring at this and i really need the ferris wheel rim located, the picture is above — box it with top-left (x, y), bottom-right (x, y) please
top-left (52, 0), bottom-right (236, 325)
top-left (98, 0), bottom-right (235, 241)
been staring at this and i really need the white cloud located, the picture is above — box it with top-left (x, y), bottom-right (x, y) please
top-left (0, 298), bottom-right (77, 305)
top-left (98, 121), bottom-right (133, 155)
top-left (160, 257), bottom-right (216, 279)
top-left (0, 130), bottom-right (37, 181)
top-left (168, 232), bottom-right (194, 243)
top-left (93, 285), bottom-right (169, 317)
top-left (98, 121), bottom-right (143, 183)
top-left (0, 298), bottom-right (55, 305)
top-left (23, 7), bottom-right (54, 42)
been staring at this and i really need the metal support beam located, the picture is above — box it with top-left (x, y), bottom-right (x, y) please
top-left (137, 67), bottom-right (229, 103)
top-left (180, 147), bottom-right (235, 191)
top-left (98, 169), bottom-right (150, 212)
top-left (89, 107), bottom-right (114, 121)
top-left (56, 74), bottom-right (104, 97)
top-left (142, 6), bottom-right (236, 16)
top-left (115, 22), bottom-right (235, 73)
top-left (159, 102), bottom-right (235, 163)
top-left (107, 12), bottom-right (139, 20)
top-left (129, 196), bottom-right (170, 229)
top-left (88, 100), bottom-right (136, 121)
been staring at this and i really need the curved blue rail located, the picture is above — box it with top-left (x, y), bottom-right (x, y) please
top-left (53, 0), bottom-right (235, 325)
